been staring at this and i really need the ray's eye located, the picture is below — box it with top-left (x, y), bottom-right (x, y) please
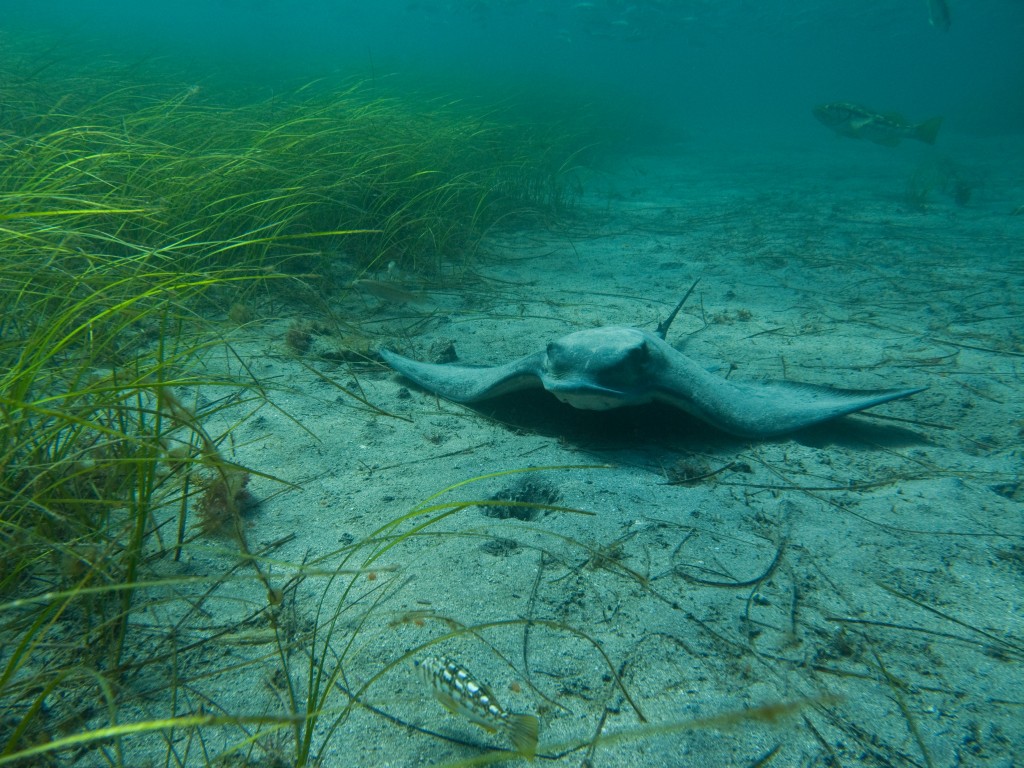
top-left (592, 341), bottom-right (649, 386)
top-left (544, 342), bottom-right (571, 377)
top-left (618, 341), bottom-right (648, 367)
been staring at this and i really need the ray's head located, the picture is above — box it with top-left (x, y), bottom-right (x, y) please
top-left (542, 327), bottom-right (653, 409)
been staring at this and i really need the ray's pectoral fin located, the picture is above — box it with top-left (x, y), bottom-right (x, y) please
top-left (379, 348), bottom-right (546, 403)
top-left (673, 378), bottom-right (927, 438)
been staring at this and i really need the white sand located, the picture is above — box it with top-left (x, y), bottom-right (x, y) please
top-left (125, 132), bottom-right (1022, 767)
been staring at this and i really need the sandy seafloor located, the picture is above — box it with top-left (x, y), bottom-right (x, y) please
top-left (133, 133), bottom-right (1023, 767)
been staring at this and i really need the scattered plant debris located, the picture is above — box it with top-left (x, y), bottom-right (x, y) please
top-left (483, 477), bottom-right (561, 520)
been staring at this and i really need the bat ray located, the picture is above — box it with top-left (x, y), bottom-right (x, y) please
top-left (379, 325), bottom-right (924, 439)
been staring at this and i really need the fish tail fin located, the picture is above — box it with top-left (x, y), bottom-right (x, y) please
top-left (505, 713), bottom-right (539, 760)
top-left (915, 116), bottom-right (943, 144)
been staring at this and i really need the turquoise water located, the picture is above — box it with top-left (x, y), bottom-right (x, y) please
top-left (8, 0), bottom-right (1023, 137)
top-left (5, 2), bottom-right (1023, 766)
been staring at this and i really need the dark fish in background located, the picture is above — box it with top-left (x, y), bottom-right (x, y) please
top-left (813, 102), bottom-right (943, 146)
top-left (927, 0), bottom-right (951, 31)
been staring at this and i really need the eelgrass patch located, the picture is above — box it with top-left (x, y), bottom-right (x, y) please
top-left (0, 31), bottom-right (611, 766)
